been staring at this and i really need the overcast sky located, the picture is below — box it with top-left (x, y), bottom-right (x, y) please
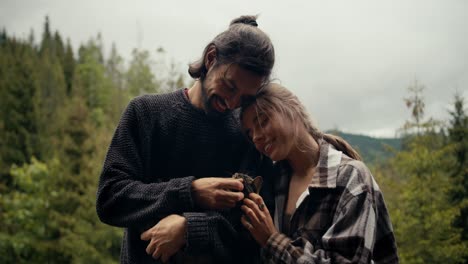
top-left (1, 0), bottom-right (467, 137)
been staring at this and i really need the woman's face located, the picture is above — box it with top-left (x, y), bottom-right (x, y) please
top-left (241, 104), bottom-right (296, 162)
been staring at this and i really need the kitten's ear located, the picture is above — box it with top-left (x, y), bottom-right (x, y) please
top-left (252, 176), bottom-right (263, 193)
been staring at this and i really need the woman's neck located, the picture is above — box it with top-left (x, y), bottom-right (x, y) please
top-left (286, 131), bottom-right (320, 177)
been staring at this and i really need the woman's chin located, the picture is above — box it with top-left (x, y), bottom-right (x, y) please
top-left (267, 152), bottom-right (281, 162)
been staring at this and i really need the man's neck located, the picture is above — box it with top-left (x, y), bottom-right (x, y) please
top-left (187, 80), bottom-right (204, 110)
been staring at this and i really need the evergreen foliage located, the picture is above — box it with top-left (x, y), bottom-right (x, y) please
top-left (0, 17), bottom-right (188, 263)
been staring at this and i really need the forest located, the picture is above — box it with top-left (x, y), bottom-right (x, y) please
top-left (0, 17), bottom-right (467, 263)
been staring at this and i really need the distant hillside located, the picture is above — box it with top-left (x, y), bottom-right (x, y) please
top-left (325, 130), bottom-right (402, 164)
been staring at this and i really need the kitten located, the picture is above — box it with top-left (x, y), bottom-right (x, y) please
top-left (232, 172), bottom-right (263, 197)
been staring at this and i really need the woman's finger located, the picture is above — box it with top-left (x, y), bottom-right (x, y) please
top-left (249, 193), bottom-right (269, 214)
top-left (249, 193), bottom-right (263, 204)
top-left (243, 198), bottom-right (265, 220)
top-left (241, 204), bottom-right (260, 225)
top-left (241, 215), bottom-right (254, 231)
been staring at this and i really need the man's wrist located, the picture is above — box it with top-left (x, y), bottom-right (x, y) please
top-left (183, 212), bottom-right (211, 252)
top-left (179, 176), bottom-right (196, 210)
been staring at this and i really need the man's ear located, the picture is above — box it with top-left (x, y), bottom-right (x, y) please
top-left (204, 45), bottom-right (217, 70)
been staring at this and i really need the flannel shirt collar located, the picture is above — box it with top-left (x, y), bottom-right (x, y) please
top-left (273, 139), bottom-right (344, 231)
top-left (308, 139), bottom-right (343, 189)
top-left (276, 139), bottom-right (343, 190)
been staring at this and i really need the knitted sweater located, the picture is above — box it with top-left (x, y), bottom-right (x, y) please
top-left (96, 89), bottom-right (272, 263)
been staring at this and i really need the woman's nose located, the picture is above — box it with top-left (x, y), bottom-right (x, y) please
top-left (252, 130), bottom-right (264, 144)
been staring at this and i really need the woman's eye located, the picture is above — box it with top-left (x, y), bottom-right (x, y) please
top-left (259, 117), bottom-right (269, 127)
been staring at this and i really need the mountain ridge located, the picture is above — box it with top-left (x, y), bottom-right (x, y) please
top-left (324, 130), bottom-right (402, 164)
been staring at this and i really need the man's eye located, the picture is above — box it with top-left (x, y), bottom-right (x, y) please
top-left (224, 82), bottom-right (236, 93)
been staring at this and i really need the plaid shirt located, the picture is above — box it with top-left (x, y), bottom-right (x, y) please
top-left (262, 140), bottom-right (399, 264)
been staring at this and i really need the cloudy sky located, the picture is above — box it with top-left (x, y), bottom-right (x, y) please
top-left (1, 0), bottom-right (467, 137)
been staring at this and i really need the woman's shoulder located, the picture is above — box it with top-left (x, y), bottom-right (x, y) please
top-left (336, 156), bottom-right (380, 196)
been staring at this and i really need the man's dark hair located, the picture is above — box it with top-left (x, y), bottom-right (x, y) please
top-left (188, 15), bottom-right (275, 83)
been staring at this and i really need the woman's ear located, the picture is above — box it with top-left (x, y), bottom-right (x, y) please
top-left (204, 45), bottom-right (217, 70)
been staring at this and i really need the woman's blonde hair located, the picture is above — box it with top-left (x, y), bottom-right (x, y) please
top-left (242, 83), bottom-right (362, 161)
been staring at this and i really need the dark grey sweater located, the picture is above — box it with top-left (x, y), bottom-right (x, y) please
top-left (96, 89), bottom-right (272, 263)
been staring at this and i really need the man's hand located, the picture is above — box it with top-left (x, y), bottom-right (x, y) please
top-left (140, 214), bottom-right (187, 263)
top-left (192, 177), bottom-right (244, 209)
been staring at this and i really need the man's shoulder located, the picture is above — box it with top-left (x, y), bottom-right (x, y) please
top-left (130, 89), bottom-right (183, 107)
top-left (126, 90), bottom-right (184, 116)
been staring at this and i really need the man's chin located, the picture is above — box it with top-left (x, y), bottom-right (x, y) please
top-left (202, 99), bottom-right (228, 117)
top-left (204, 105), bottom-right (231, 118)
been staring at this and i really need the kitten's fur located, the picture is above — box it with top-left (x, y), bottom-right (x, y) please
top-left (232, 172), bottom-right (263, 197)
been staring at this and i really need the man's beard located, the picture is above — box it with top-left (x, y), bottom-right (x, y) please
top-left (200, 79), bottom-right (231, 118)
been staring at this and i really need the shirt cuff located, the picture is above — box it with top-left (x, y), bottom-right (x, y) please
top-left (178, 176), bottom-right (196, 211)
top-left (264, 232), bottom-right (292, 257)
top-left (182, 212), bottom-right (211, 252)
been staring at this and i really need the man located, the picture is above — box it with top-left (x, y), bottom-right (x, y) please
top-left (96, 15), bottom-right (275, 263)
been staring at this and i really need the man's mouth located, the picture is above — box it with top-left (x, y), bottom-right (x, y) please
top-left (212, 95), bottom-right (228, 113)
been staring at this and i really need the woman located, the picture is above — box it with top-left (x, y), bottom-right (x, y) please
top-left (240, 83), bottom-right (399, 263)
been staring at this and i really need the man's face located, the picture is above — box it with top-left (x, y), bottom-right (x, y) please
top-left (201, 63), bottom-right (264, 116)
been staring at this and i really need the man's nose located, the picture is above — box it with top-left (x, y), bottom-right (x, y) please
top-left (225, 94), bottom-right (241, 110)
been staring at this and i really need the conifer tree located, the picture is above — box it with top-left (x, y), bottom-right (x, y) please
top-left (126, 48), bottom-right (159, 96)
top-left (384, 87), bottom-right (468, 263)
top-left (63, 39), bottom-right (75, 95)
top-left (39, 16), bottom-right (53, 56)
top-left (106, 42), bottom-right (127, 122)
top-left (0, 38), bottom-right (39, 179)
top-left (53, 30), bottom-right (65, 63)
top-left (448, 92), bottom-right (468, 260)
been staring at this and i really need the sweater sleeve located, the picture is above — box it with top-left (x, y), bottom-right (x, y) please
top-left (183, 210), bottom-right (260, 262)
top-left (96, 98), bottom-right (196, 230)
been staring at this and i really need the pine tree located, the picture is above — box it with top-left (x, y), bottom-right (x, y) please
top-left (447, 92), bottom-right (468, 261)
top-left (106, 42), bottom-right (128, 122)
top-left (39, 16), bottom-right (53, 56)
top-left (390, 134), bottom-right (467, 263)
top-left (73, 38), bottom-right (113, 126)
top-left (0, 28), bottom-right (6, 45)
top-left (63, 39), bottom-right (75, 95)
top-left (448, 92), bottom-right (468, 180)
top-left (34, 52), bottom-right (67, 159)
top-left (53, 31), bottom-right (65, 64)
top-left (0, 37), bottom-right (40, 181)
top-left (126, 48), bottom-right (159, 96)
top-left (27, 28), bottom-right (35, 48)
top-left (379, 88), bottom-right (468, 263)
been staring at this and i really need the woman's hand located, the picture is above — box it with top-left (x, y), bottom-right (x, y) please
top-left (241, 193), bottom-right (278, 247)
